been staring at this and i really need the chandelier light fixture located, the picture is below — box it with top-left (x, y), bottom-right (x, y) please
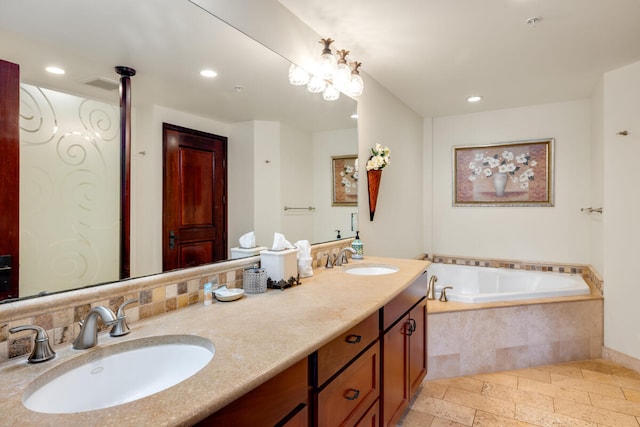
top-left (288, 37), bottom-right (364, 101)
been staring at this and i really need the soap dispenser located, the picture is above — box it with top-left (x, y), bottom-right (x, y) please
top-left (351, 231), bottom-right (363, 259)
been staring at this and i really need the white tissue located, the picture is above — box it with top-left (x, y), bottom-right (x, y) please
top-left (271, 232), bottom-right (294, 251)
top-left (296, 240), bottom-right (313, 278)
top-left (239, 231), bottom-right (256, 249)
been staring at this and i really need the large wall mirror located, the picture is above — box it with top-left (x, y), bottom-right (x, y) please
top-left (0, 0), bottom-right (358, 302)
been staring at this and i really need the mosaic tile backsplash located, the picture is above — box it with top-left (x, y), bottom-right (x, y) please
top-left (0, 240), bottom-right (353, 362)
top-left (426, 254), bottom-right (604, 295)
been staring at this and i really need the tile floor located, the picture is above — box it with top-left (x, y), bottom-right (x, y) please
top-left (400, 359), bottom-right (640, 426)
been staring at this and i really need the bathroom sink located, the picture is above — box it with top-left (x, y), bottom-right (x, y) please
top-left (342, 263), bottom-right (399, 276)
top-left (23, 335), bottom-right (215, 414)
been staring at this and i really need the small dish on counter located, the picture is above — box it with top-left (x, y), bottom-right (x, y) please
top-left (214, 286), bottom-right (245, 302)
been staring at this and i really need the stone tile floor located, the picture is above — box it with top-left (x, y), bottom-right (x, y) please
top-left (400, 359), bottom-right (640, 426)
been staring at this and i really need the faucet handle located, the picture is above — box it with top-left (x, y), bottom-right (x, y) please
top-left (439, 286), bottom-right (453, 302)
top-left (9, 325), bottom-right (56, 363)
top-left (110, 298), bottom-right (139, 337)
top-left (325, 253), bottom-right (336, 268)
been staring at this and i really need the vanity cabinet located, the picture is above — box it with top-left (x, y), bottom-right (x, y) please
top-left (312, 312), bottom-right (380, 427)
top-left (380, 272), bottom-right (428, 427)
top-left (198, 358), bottom-right (309, 427)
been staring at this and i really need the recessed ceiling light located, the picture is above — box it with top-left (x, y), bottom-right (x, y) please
top-left (45, 66), bottom-right (65, 75)
top-left (526, 16), bottom-right (543, 27)
top-left (200, 69), bottom-right (218, 78)
top-left (467, 95), bottom-right (482, 103)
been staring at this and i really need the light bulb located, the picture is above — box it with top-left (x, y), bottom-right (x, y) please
top-left (319, 38), bottom-right (337, 79)
top-left (348, 61), bottom-right (364, 97)
top-left (333, 50), bottom-right (351, 91)
top-left (288, 63), bottom-right (310, 86)
top-left (323, 84), bottom-right (340, 101)
top-left (307, 75), bottom-right (327, 93)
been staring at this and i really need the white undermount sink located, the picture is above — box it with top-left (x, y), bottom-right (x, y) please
top-left (23, 335), bottom-right (215, 414)
top-left (342, 263), bottom-right (400, 276)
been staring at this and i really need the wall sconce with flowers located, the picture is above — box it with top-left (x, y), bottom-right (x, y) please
top-left (366, 144), bottom-right (390, 221)
top-left (288, 38), bottom-right (364, 101)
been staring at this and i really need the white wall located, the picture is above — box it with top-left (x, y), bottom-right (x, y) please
top-left (590, 80), bottom-right (605, 276)
top-left (280, 123), bottom-right (314, 243)
top-left (313, 128), bottom-right (358, 243)
top-left (228, 121), bottom-right (255, 254)
top-left (431, 100), bottom-right (592, 264)
top-left (356, 82), bottom-right (425, 259)
top-left (603, 61), bottom-right (640, 359)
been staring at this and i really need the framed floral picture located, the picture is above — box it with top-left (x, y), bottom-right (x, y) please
top-left (332, 155), bottom-right (358, 206)
top-left (453, 138), bottom-right (554, 207)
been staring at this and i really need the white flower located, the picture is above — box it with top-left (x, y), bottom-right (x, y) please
top-left (366, 144), bottom-right (391, 170)
top-left (530, 160), bottom-right (537, 167)
top-left (516, 153), bottom-right (529, 164)
top-left (345, 165), bottom-right (354, 174)
top-left (468, 175), bottom-right (477, 182)
top-left (340, 171), bottom-right (346, 177)
top-left (484, 168), bottom-right (492, 177)
top-left (468, 162), bottom-right (476, 170)
top-left (474, 153), bottom-right (484, 161)
top-left (520, 181), bottom-right (529, 189)
top-left (487, 157), bottom-right (500, 168)
top-left (502, 151), bottom-right (514, 161)
top-left (505, 163), bottom-right (516, 172)
top-left (498, 164), bottom-right (509, 173)
top-left (473, 167), bottom-right (482, 175)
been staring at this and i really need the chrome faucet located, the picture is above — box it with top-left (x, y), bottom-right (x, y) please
top-left (110, 298), bottom-right (139, 337)
top-left (336, 247), bottom-right (356, 266)
top-left (73, 306), bottom-right (117, 349)
top-left (325, 253), bottom-right (337, 268)
top-left (427, 274), bottom-right (438, 300)
top-left (9, 325), bottom-right (56, 363)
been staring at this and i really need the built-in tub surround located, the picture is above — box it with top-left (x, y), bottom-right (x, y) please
top-left (0, 255), bottom-right (429, 426)
top-left (0, 239), bottom-right (354, 363)
top-left (424, 254), bottom-right (604, 380)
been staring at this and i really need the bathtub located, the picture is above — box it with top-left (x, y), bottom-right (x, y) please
top-left (427, 263), bottom-right (591, 303)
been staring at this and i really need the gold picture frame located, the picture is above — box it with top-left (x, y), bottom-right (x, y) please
top-left (332, 155), bottom-right (358, 206)
top-left (453, 138), bottom-right (554, 207)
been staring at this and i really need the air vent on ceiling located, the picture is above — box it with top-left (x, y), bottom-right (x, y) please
top-left (82, 76), bottom-right (119, 91)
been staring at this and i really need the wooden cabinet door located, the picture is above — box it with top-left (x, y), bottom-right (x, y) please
top-left (382, 314), bottom-right (409, 427)
top-left (408, 299), bottom-right (427, 395)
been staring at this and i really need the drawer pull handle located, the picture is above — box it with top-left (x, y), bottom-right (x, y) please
top-left (406, 319), bottom-right (416, 336)
top-left (344, 388), bottom-right (360, 400)
top-left (345, 334), bottom-right (362, 344)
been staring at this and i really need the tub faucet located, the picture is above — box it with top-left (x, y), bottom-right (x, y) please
top-left (73, 306), bottom-right (117, 350)
top-left (427, 275), bottom-right (438, 300)
top-left (336, 247), bottom-right (356, 266)
top-left (439, 286), bottom-right (453, 302)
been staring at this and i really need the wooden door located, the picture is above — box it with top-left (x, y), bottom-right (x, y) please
top-left (162, 123), bottom-right (227, 271)
top-left (0, 59), bottom-right (20, 300)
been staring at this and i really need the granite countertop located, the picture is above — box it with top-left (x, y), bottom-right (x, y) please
top-left (0, 257), bottom-right (429, 426)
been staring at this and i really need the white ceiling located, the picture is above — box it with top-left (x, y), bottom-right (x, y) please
top-left (279, 0), bottom-right (640, 117)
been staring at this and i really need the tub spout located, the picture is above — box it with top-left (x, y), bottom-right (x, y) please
top-left (427, 275), bottom-right (438, 300)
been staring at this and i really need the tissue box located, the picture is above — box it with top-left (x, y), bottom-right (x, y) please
top-left (230, 246), bottom-right (268, 259)
top-left (260, 248), bottom-right (298, 282)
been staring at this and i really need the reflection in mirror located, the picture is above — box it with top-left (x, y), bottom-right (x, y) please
top-left (0, 0), bottom-right (357, 302)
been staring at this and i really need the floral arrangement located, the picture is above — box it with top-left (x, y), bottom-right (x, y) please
top-left (340, 158), bottom-right (358, 193)
top-left (366, 144), bottom-right (391, 171)
top-left (468, 149), bottom-right (537, 189)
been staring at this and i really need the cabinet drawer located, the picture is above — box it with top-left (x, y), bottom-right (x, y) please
top-left (317, 312), bottom-right (378, 386)
top-left (318, 344), bottom-right (380, 427)
top-left (200, 358), bottom-right (308, 426)
top-left (382, 272), bottom-right (427, 331)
